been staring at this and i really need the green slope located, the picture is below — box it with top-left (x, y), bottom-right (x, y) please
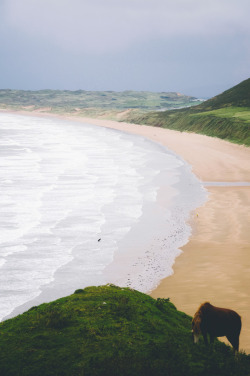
top-left (198, 78), bottom-right (250, 110)
top-left (126, 79), bottom-right (250, 146)
top-left (0, 285), bottom-right (249, 376)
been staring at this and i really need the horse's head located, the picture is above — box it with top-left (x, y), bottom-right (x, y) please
top-left (192, 314), bottom-right (202, 344)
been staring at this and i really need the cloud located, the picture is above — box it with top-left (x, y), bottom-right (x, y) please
top-left (3, 0), bottom-right (250, 54)
top-left (1, 0), bottom-right (249, 96)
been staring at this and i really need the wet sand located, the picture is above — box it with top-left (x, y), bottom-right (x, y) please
top-left (2, 110), bottom-right (250, 352)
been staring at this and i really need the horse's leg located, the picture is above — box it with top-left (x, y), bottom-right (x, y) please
top-left (233, 337), bottom-right (239, 352)
top-left (226, 334), bottom-right (239, 352)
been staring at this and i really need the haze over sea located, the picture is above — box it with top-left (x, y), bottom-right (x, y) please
top-left (0, 113), bottom-right (206, 320)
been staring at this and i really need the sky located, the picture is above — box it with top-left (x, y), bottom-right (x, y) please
top-left (0, 0), bottom-right (250, 98)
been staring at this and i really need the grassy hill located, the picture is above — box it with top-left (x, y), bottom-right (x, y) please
top-left (1, 80), bottom-right (249, 145)
top-left (126, 78), bottom-right (250, 146)
top-left (198, 78), bottom-right (250, 110)
top-left (0, 285), bottom-right (249, 376)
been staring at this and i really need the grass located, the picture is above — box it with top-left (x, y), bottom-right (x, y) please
top-left (0, 285), bottom-right (249, 376)
top-left (192, 107), bottom-right (250, 122)
top-left (124, 104), bottom-right (250, 146)
top-left (0, 79), bottom-right (249, 146)
top-left (121, 79), bottom-right (250, 146)
top-left (198, 78), bottom-right (250, 109)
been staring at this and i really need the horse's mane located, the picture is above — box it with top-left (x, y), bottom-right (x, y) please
top-left (197, 302), bottom-right (212, 316)
top-left (193, 302), bottom-right (212, 327)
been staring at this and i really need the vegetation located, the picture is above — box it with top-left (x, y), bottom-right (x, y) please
top-left (197, 78), bottom-right (250, 109)
top-left (125, 78), bottom-right (250, 146)
top-left (126, 105), bottom-right (250, 146)
top-left (0, 285), bottom-right (249, 376)
top-left (0, 79), bottom-right (249, 145)
top-left (0, 89), bottom-right (201, 113)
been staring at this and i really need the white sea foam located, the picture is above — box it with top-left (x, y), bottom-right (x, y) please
top-left (0, 113), bottom-right (207, 320)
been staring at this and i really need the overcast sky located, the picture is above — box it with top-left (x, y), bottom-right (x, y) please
top-left (1, 0), bottom-right (249, 98)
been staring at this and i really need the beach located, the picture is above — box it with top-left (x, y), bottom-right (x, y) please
top-left (63, 115), bottom-right (250, 352)
top-left (1, 110), bottom-right (250, 352)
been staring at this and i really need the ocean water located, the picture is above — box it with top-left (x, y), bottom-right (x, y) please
top-left (0, 113), bottom-right (207, 320)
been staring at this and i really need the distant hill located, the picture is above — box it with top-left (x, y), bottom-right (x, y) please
top-left (0, 89), bottom-right (202, 113)
top-left (126, 78), bottom-right (250, 146)
top-left (0, 285), bottom-right (249, 376)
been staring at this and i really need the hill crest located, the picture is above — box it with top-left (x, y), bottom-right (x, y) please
top-left (198, 78), bottom-right (250, 110)
top-left (0, 285), bottom-right (249, 375)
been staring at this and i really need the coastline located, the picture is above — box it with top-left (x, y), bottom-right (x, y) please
top-left (1, 110), bottom-right (250, 352)
top-left (79, 116), bottom-right (250, 352)
top-left (1, 111), bottom-right (205, 322)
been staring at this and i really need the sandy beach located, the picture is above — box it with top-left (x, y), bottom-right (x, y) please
top-left (65, 115), bottom-right (250, 352)
top-left (1, 110), bottom-right (250, 352)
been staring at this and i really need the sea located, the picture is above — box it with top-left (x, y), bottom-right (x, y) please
top-left (0, 113), bottom-right (207, 320)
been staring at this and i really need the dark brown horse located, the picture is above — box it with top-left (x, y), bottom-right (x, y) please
top-left (192, 302), bottom-right (241, 352)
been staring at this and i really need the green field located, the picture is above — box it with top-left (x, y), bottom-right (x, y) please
top-left (0, 285), bottom-right (249, 376)
top-left (192, 107), bottom-right (250, 122)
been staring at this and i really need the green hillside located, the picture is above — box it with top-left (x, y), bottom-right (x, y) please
top-left (0, 285), bottom-right (249, 376)
top-left (126, 79), bottom-right (250, 146)
top-left (198, 78), bottom-right (250, 110)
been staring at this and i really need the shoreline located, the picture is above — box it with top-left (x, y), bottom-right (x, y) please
top-left (1, 110), bottom-right (250, 352)
top-left (1, 111), bottom-right (205, 322)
